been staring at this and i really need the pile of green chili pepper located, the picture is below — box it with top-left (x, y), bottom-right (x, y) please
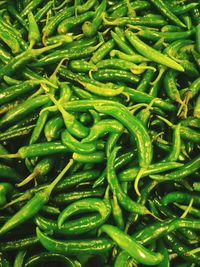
top-left (0, 0), bottom-right (200, 266)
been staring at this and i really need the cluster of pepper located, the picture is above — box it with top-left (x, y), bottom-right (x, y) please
top-left (0, 0), bottom-right (200, 266)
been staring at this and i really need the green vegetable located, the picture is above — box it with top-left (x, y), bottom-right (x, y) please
top-left (0, 1), bottom-right (199, 265)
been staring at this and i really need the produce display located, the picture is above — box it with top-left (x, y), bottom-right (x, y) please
top-left (0, 0), bottom-right (200, 266)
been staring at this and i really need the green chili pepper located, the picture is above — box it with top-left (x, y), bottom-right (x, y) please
top-left (161, 24), bottom-right (182, 32)
top-left (90, 39), bottom-right (115, 64)
top-left (0, 252), bottom-right (11, 267)
top-left (31, 43), bottom-right (101, 67)
top-left (73, 151), bottom-right (105, 163)
top-left (94, 103), bottom-right (152, 168)
top-left (164, 233), bottom-right (200, 264)
top-left (35, 213), bottom-right (105, 237)
top-left (136, 27), bottom-right (195, 42)
top-left (194, 95), bottom-right (200, 118)
top-left (57, 11), bottom-right (94, 34)
top-left (119, 162), bottom-right (183, 182)
top-left (75, 0), bottom-right (97, 14)
top-left (44, 115), bottom-right (64, 141)
top-left (110, 30), bottom-right (135, 55)
top-left (77, 78), bottom-right (125, 96)
top-left (0, 80), bottom-right (47, 106)
top-left (29, 107), bottom-right (50, 145)
top-left (0, 20), bottom-right (21, 54)
top-left (27, 11), bottom-right (40, 48)
top-left (149, 0), bottom-right (186, 28)
top-left (0, 95), bottom-right (50, 128)
top-left (16, 157), bottom-right (54, 187)
top-left (0, 182), bottom-right (13, 206)
top-left (109, 0), bottom-right (150, 19)
top-left (0, 43), bottom-right (61, 81)
top-left (0, 163), bottom-right (22, 182)
top-left (162, 124), bottom-right (181, 162)
top-left (57, 197), bottom-right (111, 231)
top-left (164, 69), bottom-right (183, 105)
top-left (157, 240), bottom-right (169, 267)
top-left (181, 117), bottom-right (200, 128)
top-left (133, 218), bottom-right (200, 245)
top-left (103, 14), bottom-right (167, 27)
top-left (0, 236), bottom-right (39, 252)
top-left (45, 92), bottom-right (89, 139)
top-left (34, 0), bottom-right (54, 22)
top-left (100, 224), bottom-right (163, 265)
top-left (82, 0), bottom-right (106, 37)
top-left (23, 252), bottom-right (80, 267)
top-left (114, 249), bottom-right (133, 267)
top-left (106, 146), bottom-right (150, 215)
top-left (36, 227), bottom-right (114, 255)
top-left (150, 155), bottom-right (200, 181)
top-left (170, 2), bottom-right (199, 15)
top-left (20, 0), bottom-right (43, 18)
top-left (13, 249), bottom-right (27, 267)
top-left (0, 124), bottom-right (35, 141)
top-left (61, 129), bottom-right (98, 153)
top-left (52, 187), bottom-right (105, 205)
top-left (0, 159), bottom-right (73, 236)
top-left (161, 191), bottom-right (200, 206)
top-left (42, 6), bottom-right (75, 41)
top-left (110, 49), bottom-right (149, 63)
top-left (92, 69), bottom-right (140, 84)
top-left (0, 142), bottom-right (70, 159)
top-left (55, 169), bottom-right (100, 191)
top-left (0, 1), bottom-right (199, 264)
top-left (69, 59), bottom-right (97, 72)
top-left (83, 119), bottom-right (124, 143)
top-left (111, 194), bottom-right (125, 230)
top-left (125, 30), bottom-right (184, 71)
top-left (7, 3), bottom-right (28, 31)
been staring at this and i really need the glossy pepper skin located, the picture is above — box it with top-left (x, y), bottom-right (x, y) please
top-left (36, 227), bottom-right (114, 255)
top-left (0, 160), bottom-right (73, 236)
top-left (100, 224), bottom-right (163, 265)
top-left (0, 0), bottom-right (200, 266)
top-left (94, 104), bottom-right (153, 168)
top-left (125, 30), bottom-right (184, 72)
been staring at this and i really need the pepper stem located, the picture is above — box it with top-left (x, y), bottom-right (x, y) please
top-left (156, 115), bottom-right (174, 128)
top-left (53, 0), bottom-right (71, 10)
top-left (44, 87), bottom-right (74, 128)
top-left (149, 212), bottom-right (163, 222)
top-left (185, 247), bottom-right (200, 256)
top-left (16, 171), bottom-right (38, 187)
top-left (42, 34), bottom-right (47, 46)
top-left (125, 0), bottom-right (136, 17)
top-left (150, 66), bottom-right (166, 85)
top-left (32, 42), bottom-right (62, 57)
top-left (0, 153), bottom-right (20, 159)
top-left (1, 191), bottom-right (32, 209)
top-left (45, 159), bottom-right (73, 196)
top-left (130, 64), bottom-right (156, 75)
top-left (104, 186), bottom-right (110, 200)
top-left (93, 169), bottom-right (106, 188)
top-left (177, 90), bottom-right (192, 118)
top-left (127, 103), bottom-right (148, 114)
top-left (40, 106), bottom-right (57, 116)
top-left (121, 92), bottom-right (130, 102)
top-left (31, 79), bottom-right (58, 88)
top-left (180, 198), bottom-right (194, 218)
top-left (50, 57), bottom-right (68, 85)
top-left (134, 167), bottom-right (146, 197)
top-left (102, 12), bottom-right (119, 26)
